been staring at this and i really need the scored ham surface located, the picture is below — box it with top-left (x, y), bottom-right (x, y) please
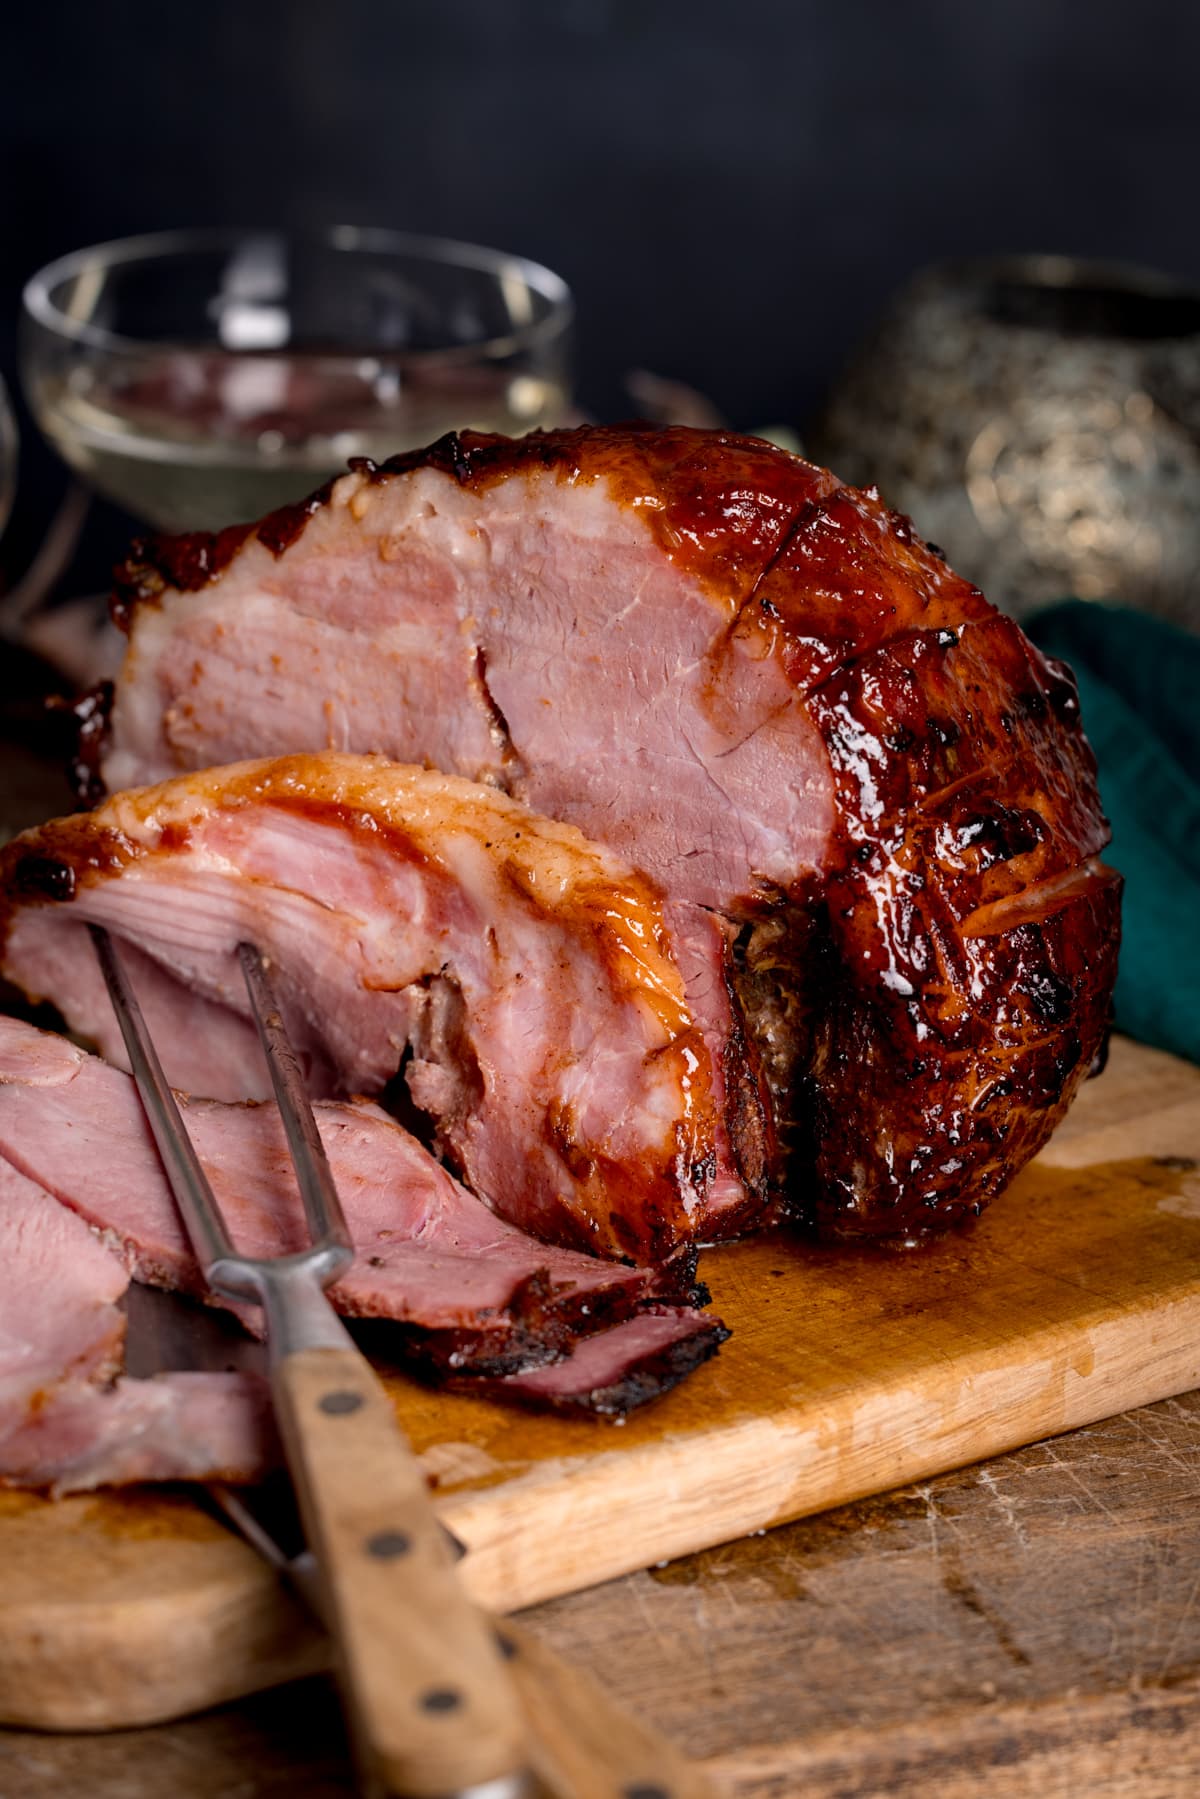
top-left (97, 424), bottom-right (1121, 1239)
top-left (0, 754), bottom-right (768, 1262)
top-left (0, 1156), bottom-right (274, 1493)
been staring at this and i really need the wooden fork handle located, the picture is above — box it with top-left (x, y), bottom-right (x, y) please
top-left (272, 1344), bottom-right (527, 1798)
top-left (497, 1616), bottom-right (719, 1799)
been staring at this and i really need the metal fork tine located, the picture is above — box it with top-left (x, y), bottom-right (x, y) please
top-left (90, 924), bottom-right (238, 1269)
top-left (237, 941), bottom-right (353, 1258)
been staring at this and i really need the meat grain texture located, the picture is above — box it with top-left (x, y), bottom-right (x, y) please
top-left (0, 1041), bottom-right (275, 1491)
top-left (0, 1023), bottom-right (272, 1490)
top-left (0, 1013), bottom-right (722, 1480)
top-left (96, 425), bottom-right (1121, 1242)
top-left (0, 755), bottom-right (760, 1263)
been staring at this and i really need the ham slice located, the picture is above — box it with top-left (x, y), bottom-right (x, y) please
top-left (95, 425), bottom-right (1121, 1241)
top-left (0, 1147), bottom-right (717, 1494)
top-left (0, 1015), bottom-right (693, 1375)
top-left (0, 754), bottom-right (769, 1261)
top-left (0, 1153), bottom-right (126, 1394)
top-left (0, 1017), bottom-right (727, 1447)
top-left (0, 1370), bottom-right (274, 1494)
top-left (0, 1156), bottom-right (274, 1493)
top-left (480, 1307), bottom-right (727, 1415)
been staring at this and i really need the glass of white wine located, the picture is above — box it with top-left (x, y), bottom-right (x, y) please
top-left (21, 227), bottom-right (574, 533)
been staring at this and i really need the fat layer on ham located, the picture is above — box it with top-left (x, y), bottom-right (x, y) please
top-left (0, 754), bottom-right (766, 1262)
top-left (98, 425), bottom-right (1122, 1240)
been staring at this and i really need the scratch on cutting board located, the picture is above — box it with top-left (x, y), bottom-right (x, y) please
top-left (1041, 1439), bottom-right (1123, 1526)
top-left (915, 1483), bottom-right (948, 1620)
top-left (975, 1467), bottom-right (1030, 1547)
top-left (805, 1570), bottom-right (893, 1653)
top-left (688, 1582), bottom-right (724, 1695)
top-left (1152, 1561), bottom-right (1200, 1682)
top-left (630, 1573), bottom-right (677, 1658)
top-left (1128, 1405), bottom-right (1200, 1490)
top-left (915, 1481), bottom-right (1032, 1671)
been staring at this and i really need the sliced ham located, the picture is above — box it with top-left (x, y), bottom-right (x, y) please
top-left (0, 755), bottom-right (769, 1262)
top-left (0, 1016), bottom-right (730, 1474)
top-left (96, 425), bottom-right (1121, 1240)
top-left (478, 1307), bottom-right (728, 1416)
top-left (0, 1154), bottom-right (126, 1397)
top-left (101, 431), bottom-right (836, 905)
top-left (0, 1369), bottom-right (274, 1494)
top-left (0, 1156), bottom-right (274, 1493)
top-left (0, 1016), bottom-right (706, 1374)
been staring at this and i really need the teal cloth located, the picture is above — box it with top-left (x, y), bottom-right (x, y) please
top-left (1025, 601), bottom-right (1200, 1064)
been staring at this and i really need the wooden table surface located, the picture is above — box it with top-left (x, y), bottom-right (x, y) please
top-left (1, 1382), bottom-right (1197, 1797)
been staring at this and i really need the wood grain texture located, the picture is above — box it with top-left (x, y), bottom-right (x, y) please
top-left (0, 1489), bottom-right (327, 1729)
top-left (270, 1345), bottom-right (527, 1797)
top-left (0, 1036), bottom-right (1197, 1740)
top-left (400, 1036), bottom-right (1200, 1612)
top-left (499, 1617), bottom-right (718, 1799)
top-left (531, 1389), bottom-right (1200, 1796)
top-left (4, 1387), bottom-right (1200, 1796)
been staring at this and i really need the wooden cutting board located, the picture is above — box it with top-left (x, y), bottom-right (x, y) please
top-left (1, 1034), bottom-right (1197, 1733)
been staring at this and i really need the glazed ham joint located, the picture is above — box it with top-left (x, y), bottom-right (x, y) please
top-left (0, 425), bottom-right (1120, 1490)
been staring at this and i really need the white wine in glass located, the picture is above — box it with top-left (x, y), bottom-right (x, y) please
top-left (23, 228), bottom-right (574, 533)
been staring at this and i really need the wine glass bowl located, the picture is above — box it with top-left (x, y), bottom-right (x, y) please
top-left (21, 228), bottom-right (574, 532)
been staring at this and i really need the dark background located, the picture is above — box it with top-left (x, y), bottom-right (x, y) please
top-left (3, 0), bottom-right (1199, 588)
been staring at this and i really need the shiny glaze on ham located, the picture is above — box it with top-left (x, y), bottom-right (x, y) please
top-left (98, 425), bottom-right (1120, 1241)
top-left (0, 754), bottom-right (765, 1261)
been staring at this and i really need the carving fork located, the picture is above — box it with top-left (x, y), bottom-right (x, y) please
top-left (92, 926), bottom-right (527, 1799)
top-left (91, 925), bottom-right (713, 1799)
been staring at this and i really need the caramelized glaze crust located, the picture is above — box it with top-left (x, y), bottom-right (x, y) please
top-left (111, 425), bottom-right (837, 623)
top-left (103, 425), bottom-right (1121, 1242)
